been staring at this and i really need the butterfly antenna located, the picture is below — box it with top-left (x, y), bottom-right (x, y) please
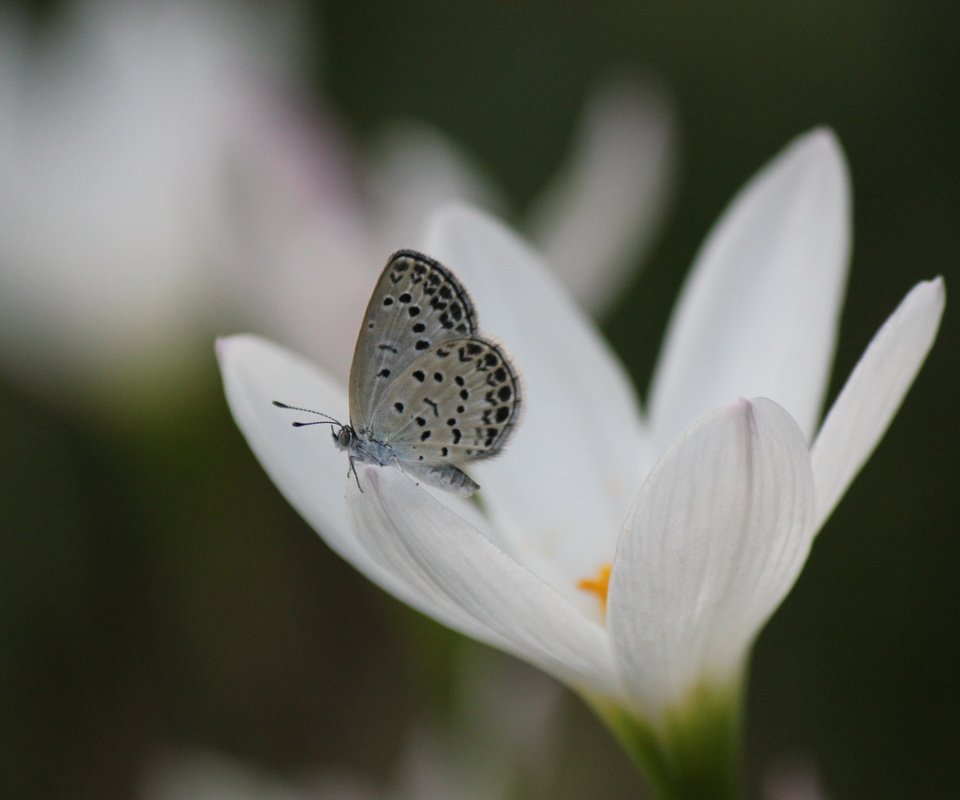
top-left (273, 400), bottom-right (342, 428)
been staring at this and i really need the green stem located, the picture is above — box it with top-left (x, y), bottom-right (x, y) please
top-left (586, 678), bottom-right (744, 800)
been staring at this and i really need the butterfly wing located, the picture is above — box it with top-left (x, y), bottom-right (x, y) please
top-left (368, 337), bottom-right (522, 466)
top-left (348, 250), bottom-right (478, 428)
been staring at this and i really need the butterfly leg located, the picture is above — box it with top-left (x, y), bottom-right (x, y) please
top-left (388, 452), bottom-right (407, 477)
top-left (347, 454), bottom-right (364, 493)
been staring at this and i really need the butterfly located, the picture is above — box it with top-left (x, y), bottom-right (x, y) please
top-left (276, 250), bottom-right (522, 495)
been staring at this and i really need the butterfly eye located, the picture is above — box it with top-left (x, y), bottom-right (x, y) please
top-left (335, 427), bottom-right (354, 449)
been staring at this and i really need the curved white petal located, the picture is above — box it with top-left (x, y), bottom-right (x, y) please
top-left (349, 465), bottom-right (621, 696)
top-left (608, 398), bottom-right (816, 718)
top-left (811, 278), bottom-right (945, 530)
top-left (526, 76), bottom-right (675, 313)
top-left (217, 335), bottom-right (360, 562)
top-left (422, 204), bottom-right (649, 611)
top-left (650, 129), bottom-right (851, 448)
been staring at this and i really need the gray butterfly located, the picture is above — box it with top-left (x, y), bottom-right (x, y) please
top-left (277, 250), bottom-right (522, 495)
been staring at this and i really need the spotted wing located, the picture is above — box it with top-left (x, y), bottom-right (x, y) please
top-left (348, 250), bottom-right (478, 428)
top-left (368, 338), bottom-right (522, 465)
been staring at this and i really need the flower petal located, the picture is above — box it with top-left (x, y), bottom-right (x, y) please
top-left (608, 398), bottom-right (816, 718)
top-left (217, 335), bottom-right (359, 561)
top-left (349, 465), bottom-right (621, 696)
top-left (525, 76), bottom-right (675, 313)
top-left (423, 204), bottom-right (649, 611)
top-left (365, 119), bottom-right (505, 253)
top-left (811, 278), bottom-right (945, 530)
top-left (649, 129), bottom-right (851, 448)
top-left (218, 335), bottom-right (447, 613)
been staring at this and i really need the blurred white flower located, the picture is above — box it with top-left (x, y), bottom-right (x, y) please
top-left (224, 75), bottom-right (674, 380)
top-left (764, 758), bottom-right (828, 800)
top-left (219, 129), bottom-right (944, 790)
top-left (143, 653), bottom-right (559, 800)
top-left (143, 750), bottom-right (376, 800)
top-left (523, 77), bottom-right (674, 311)
top-left (0, 0), bottom-right (298, 397)
top-left (0, 0), bottom-right (673, 406)
top-left (389, 651), bottom-right (560, 800)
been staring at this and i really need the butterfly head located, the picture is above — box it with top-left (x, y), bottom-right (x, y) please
top-left (332, 424), bottom-right (356, 452)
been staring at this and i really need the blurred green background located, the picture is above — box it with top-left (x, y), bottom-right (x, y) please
top-left (1, 1), bottom-right (957, 798)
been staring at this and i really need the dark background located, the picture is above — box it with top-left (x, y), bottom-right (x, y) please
top-left (1, 1), bottom-right (957, 798)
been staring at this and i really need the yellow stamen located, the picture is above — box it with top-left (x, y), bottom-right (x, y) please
top-left (577, 563), bottom-right (612, 612)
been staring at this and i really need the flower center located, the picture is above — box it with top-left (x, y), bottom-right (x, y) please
top-left (577, 563), bottom-right (612, 613)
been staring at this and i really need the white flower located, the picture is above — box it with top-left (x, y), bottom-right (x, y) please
top-left (226, 75), bottom-right (674, 379)
top-left (218, 130), bottom-right (943, 775)
top-left (0, 0), bottom-right (298, 395)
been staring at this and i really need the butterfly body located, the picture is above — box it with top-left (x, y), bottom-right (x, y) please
top-left (330, 250), bottom-right (521, 496)
top-left (332, 423), bottom-right (482, 495)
